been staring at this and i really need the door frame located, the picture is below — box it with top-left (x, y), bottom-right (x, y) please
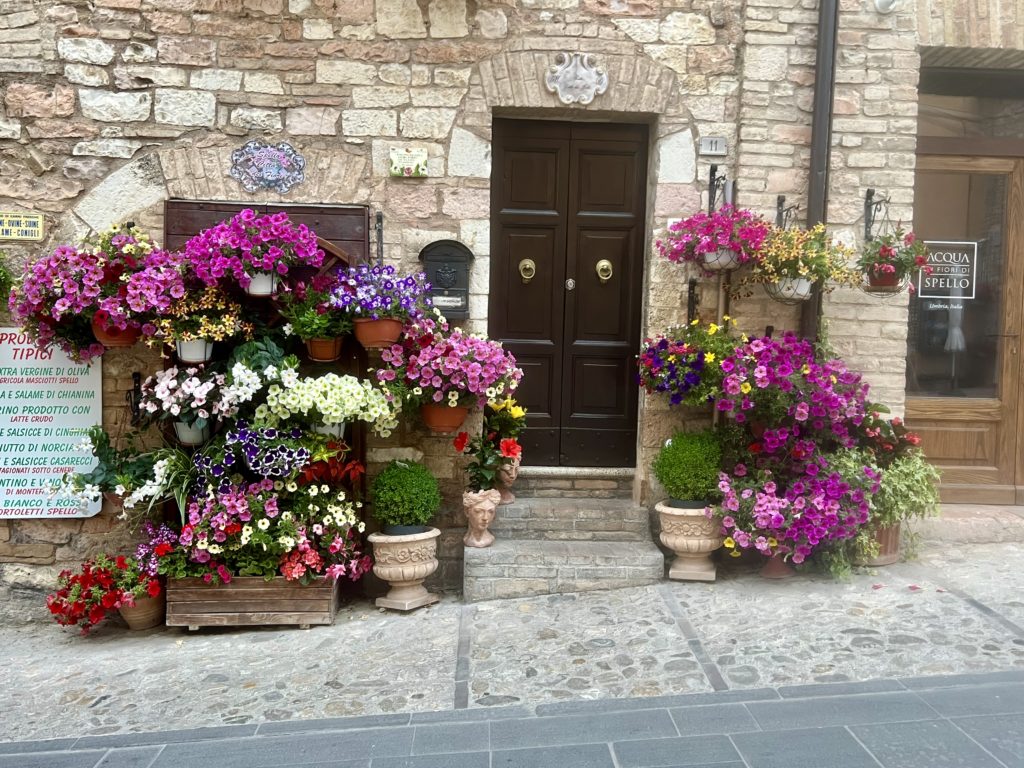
top-left (906, 154), bottom-right (1024, 503)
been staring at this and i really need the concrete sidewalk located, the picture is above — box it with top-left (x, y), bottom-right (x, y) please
top-left (1, 670), bottom-right (1023, 768)
top-left (1, 539), bottom-right (1023, 747)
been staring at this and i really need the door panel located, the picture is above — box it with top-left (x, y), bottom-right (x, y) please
top-left (904, 157), bottom-right (1024, 503)
top-left (491, 119), bottom-right (647, 467)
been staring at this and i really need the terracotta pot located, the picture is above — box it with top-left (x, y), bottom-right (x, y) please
top-left (496, 457), bottom-right (520, 506)
top-left (245, 271), bottom-right (279, 296)
top-left (463, 488), bottom-right (502, 548)
top-left (173, 420), bottom-right (210, 446)
top-left (420, 403), bottom-right (469, 435)
top-left (368, 527), bottom-right (440, 611)
top-left (859, 522), bottom-right (901, 567)
top-left (102, 492), bottom-right (125, 513)
top-left (655, 500), bottom-right (723, 582)
top-left (306, 337), bottom-right (343, 362)
top-left (760, 552), bottom-right (795, 579)
top-left (867, 270), bottom-right (900, 288)
top-left (703, 248), bottom-right (740, 272)
top-left (176, 338), bottom-right (214, 364)
top-left (91, 317), bottom-right (140, 348)
top-left (353, 317), bottom-right (403, 349)
top-left (119, 593), bottom-right (165, 630)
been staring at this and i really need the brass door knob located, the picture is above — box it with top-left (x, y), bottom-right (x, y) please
top-left (519, 258), bottom-right (536, 284)
top-left (596, 259), bottom-right (613, 283)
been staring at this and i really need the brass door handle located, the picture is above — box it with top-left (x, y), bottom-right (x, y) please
top-left (519, 258), bottom-right (536, 284)
top-left (596, 259), bottom-right (613, 283)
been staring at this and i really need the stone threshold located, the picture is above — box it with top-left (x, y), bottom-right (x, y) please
top-left (518, 466), bottom-right (634, 480)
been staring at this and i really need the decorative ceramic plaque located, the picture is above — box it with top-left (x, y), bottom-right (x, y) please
top-left (0, 211), bottom-right (44, 241)
top-left (389, 147), bottom-right (429, 178)
top-left (229, 139), bottom-right (306, 194)
top-left (545, 52), bottom-right (609, 106)
top-left (0, 328), bottom-right (102, 519)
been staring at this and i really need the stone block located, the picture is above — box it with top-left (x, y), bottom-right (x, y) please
top-left (243, 72), bottom-right (284, 94)
top-left (65, 63), bottom-right (109, 86)
top-left (379, 64), bottom-right (412, 85)
top-left (303, 19), bottom-right (333, 39)
top-left (157, 36), bottom-right (216, 66)
top-left (230, 106), bottom-right (283, 131)
top-left (400, 107), bottom-right (456, 139)
top-left (744, 46), bottom-right (788, 81)
top-left (191, 69), bottom-right (243, 91)
top-left (114, 65), bottom-right (188, 89)
top-left (660, 11), bottom-right (715, 44)
top-left (441, 187), bottom-right (489, 218)
top-left (429, 0), bottom-right (468, 38)
top-left (57, 37), bottom-right (115, 65)
top-left (656, 129), bottom-right (696, 184)
top-left (4, 82), bottom-right (75, 118)
top-left (285, 106), bottom-right (340, 135)
top-left (122, 42), bottom-right (156, 63)
top-left (352, 86), bottom-right (409, 108)
top-left (73, 153), bottom-right (167, 231)
top-left (0, 542), bottom-right (56, 564)
top-left (475, 8), bottom-right (507, 38)
top-left (316, 59), bottom-right (377, 85)
top-left (448, 127), bottom-right (490, 177)
top-left (342, 109), bottom-right (397, 136)
top-left (79, 88), bottom-right (151, 122)
top-left (377, 0), bottom-right (427, 39)
top-left (155, 89), bottom-right (216, 126)
top-left (72, 138), bottom-right (143, 158)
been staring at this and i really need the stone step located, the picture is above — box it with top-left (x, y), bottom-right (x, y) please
top-left (515, 467), bottom-right (634, 499)
top-left (463, 539), bottom-right (665, 602)
top-left (492, 498), bottom-right (651, 541)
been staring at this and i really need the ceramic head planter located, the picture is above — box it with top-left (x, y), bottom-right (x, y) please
top-left (463, 488), bottom-right (501, 548)
top-left (495, 458), bottom-right (520, 505)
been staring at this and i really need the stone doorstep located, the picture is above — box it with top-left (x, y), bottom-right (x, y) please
top-left (492, 498), bottom-right (651, 542)
top-left (516, 466), bottom-right (636, 499)
top-left (916, 504), bottom-right (1024, 544)
top-left (463, 539), bottom-right (664, 602)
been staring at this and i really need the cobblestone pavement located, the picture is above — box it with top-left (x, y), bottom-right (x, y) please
top-left (1, 541), bottom-right (1022, 745)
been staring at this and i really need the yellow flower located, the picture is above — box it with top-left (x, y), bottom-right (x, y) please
top-left (730, 550), bottom-right (742, 558)
top-left (830, 375), bottom-right (837, 384)
top-left (767, 537), bottom-right (778, 547)
top-left (510, 406), bottom-right (526, 419)
top-left (801, 364), bottom-right (810, 374)
top-left (705, 352), bottom-right (715, 363)
top-left (708, 323), bottom-right (719, 335)
top-left (723, 536), bottom-right (735, 549)
top-left (740, 382), bottom-right (751, 394)
top-left (722, 314), bottom-right (730, 322)
top-left (690, 319), bottom-right (699, 326)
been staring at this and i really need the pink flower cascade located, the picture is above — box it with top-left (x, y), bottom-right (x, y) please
top-left (657, 205), bottom-right (770, 267)
top-left (183, 208), bottom-right (325, 288)
top-left (378, 322), bottom-right (523, 408)
top-left (121, 249), bottom-right (189, 336)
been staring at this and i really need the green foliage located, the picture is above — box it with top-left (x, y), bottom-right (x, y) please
top-left (229, 337), bottom-right (290, 372)
top-left (0, 254), bottom-right (13, 303)
top-left (370, 460), bottom-right (440, 527)
top-left (66, 426), bottom-right (154, 497)
top-left (652, 429), bottom-right (722, 502)
top-left (872, 449), bottom-right (941, 527)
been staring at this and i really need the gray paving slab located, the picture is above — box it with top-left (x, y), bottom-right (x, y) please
top-left (953, 713), bottom-right (1024, 768)
top-left (612, 735), bottom-right (741, 767)
top-left (259, 715), bottom-right (412, 735)
top-left (0, 752), bottom-right (108, 768)
top-left (490, 709), bottom-right (678, 750)
top-left (917, 683), bottom-right (1024, 717)
top-left (74, 724), bottom-right (259, 749)
top-left (93, 746), bottom-right (164, 768)
top-left (852, 719), bottom-right (1006, 768)
top-left (408, 706), bottom-right (531, 724)
top-left (746, 691), bottom-right (938, 730)
top-left (668, 703), bottom-right (760, 736)
top-left (0, 738), bottom-right (77, 755)
top-left (731, 727), bottom-right (880, 768)
top-left (777, 678), bottom-right (906, 698)
top-left (900, 669), bottom-right (1024, 689)
top-left (371, 755), bottom-right (489, 768)
top-left (533, 687), bottom-right (780, 716)
top-left (410, 723), bottom-right (489, 755)
top-left (491, 743), bottom-right (615, 768)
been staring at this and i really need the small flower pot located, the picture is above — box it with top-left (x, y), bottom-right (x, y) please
top-left (656, 500), bottom-right (723, 581)
top-left (173, 420), bottom-right (211, 446)
top-left (856, 522), bottom-right (901, 567)
top-left (760, 552), bottom-right (795, 579)
top-left (765, 277), bottom-right (813, 303)
top-left (91, 317), bottom-right (140, 348)
top-left (175, 338), bottom-right (214, 364)
top-left (119, 593), bottom-right (165, 630)
top-left (353, 317), bottom-right (403, 349)
top-left (368, 528), bottom-right (440, 611)
top-left (420, 403), bottom-right (469, 435)
top-left (306, 337), bottom-right (343, 362)
top-left (866, 271), bottom-right (902, 293)
top-left (314, 421), bottom-right (346, 439)
top-left (703, 249), bottom-right (741, 272)
top-left (245, 271), bottom-right (279, 297)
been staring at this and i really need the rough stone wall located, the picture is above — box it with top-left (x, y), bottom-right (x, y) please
top-left (0, 0), bottom-right (932, 589)
top-left (917, 0), bottom-right (1024, 47)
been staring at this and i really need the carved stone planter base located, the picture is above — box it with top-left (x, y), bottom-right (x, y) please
top-left (369, 528), bottom-right (440, 612)
top-left (376, 587), bottom-right (440, 612)
top-left (655, 501), bottom-right (723, 583)
top-left (668, 553), bottom-right (718, 582)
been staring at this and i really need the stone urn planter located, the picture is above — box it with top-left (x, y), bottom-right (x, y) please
top-left (655, 500), bottom-right (724, 582)
top-left (463, 489), bottom-right (501, 548)
top-left (368, 527), bottom-right (441, 611)
top-left (119, 593), bottom-right (166, 630)
top-left (496, 458), bottom-right (520, 505)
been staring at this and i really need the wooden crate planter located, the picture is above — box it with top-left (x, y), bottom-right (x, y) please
top-left (166, 576), bottom-right (340, 630)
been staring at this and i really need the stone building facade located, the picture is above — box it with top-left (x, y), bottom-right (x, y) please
top-left (0, 0), bottom-right (1020, 594)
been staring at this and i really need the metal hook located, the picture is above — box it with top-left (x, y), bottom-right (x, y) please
top-left (708, 164), bottom-right (729, 213)
top-left (864, 188), bottom-right (891, 240)
top-left (775, 195), bottom-right (800, 229)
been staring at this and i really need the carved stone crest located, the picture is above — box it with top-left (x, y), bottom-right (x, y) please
top-left (545, 52), bottom-right (609, 105)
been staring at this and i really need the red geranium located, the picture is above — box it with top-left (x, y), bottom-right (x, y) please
top-left (499, 438), bottom-right (522, 460)
top-left (453, 431), bottom-right (470, 453)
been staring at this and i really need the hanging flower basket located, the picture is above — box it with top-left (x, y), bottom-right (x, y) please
top-left (305, 337), bottom-right (344, 363)
top-left (173, 421), bottom-right (211, 446)
top-left (176, 339), bottom-right (214, 364)
top-left (353, 317), bottom-right (403, 349)
top-left (91, 316), bottom-right (141, 348)
top-left (703, 249), bottom-right (742, 272)
top-left (421, 403), bottom-right (469, 435)
top-left (244, 271), bottom-right (279, 297)
top-left (765, 277), bottom-right (813, 304)
top-left (865, 271), bottom-right (903, 293)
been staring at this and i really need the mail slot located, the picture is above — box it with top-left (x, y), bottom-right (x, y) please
top-left (418, 239), bottom-right (473, 320)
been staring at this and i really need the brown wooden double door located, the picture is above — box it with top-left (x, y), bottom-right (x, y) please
top-left (489, 120), bottom-right (648, 467)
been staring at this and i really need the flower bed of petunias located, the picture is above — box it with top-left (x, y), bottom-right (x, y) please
top-left (183, 208), bottom-right (324, 288)
top-left (377, 314), bottom-right (522, 409)
top-left (709, 332), bottom-right (883, 564)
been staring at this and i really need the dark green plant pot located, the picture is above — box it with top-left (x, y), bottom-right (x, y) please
top-left (668, 498), bottom-right (708, 509)
top-left (383, 524), bottom-right (430, 535)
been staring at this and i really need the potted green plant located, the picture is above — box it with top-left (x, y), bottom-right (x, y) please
top-left (278, 273), bottom-right (353, 362)
top-left (860, 448), bottom-right (940, 565)
top-left (366, 461), bottom-right (442, 611)
top-left (652, 429), bottom-right (725, 581)
top-left (57, 426), bottom-right (156, 517)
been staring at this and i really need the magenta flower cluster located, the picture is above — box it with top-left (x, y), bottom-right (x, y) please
top-left (183, 209), bottom-right (324, 288)
top-left (330, 263), bottom-right (431, 321)
top-left (657, 205), bottom-right (770, 267)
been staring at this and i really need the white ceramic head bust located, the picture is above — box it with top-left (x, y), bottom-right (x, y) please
top-left (463, 489), bottom-right (501, 548)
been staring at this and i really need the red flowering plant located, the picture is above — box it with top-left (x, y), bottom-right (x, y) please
top-left (453, 429), bottom-right (522, 492)
top-left (853, 406), bottom-right (923, 471)
top-left (855, 228), bottom-right (931, 287)
top-left (46, 554), bottom-right (163, 635)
